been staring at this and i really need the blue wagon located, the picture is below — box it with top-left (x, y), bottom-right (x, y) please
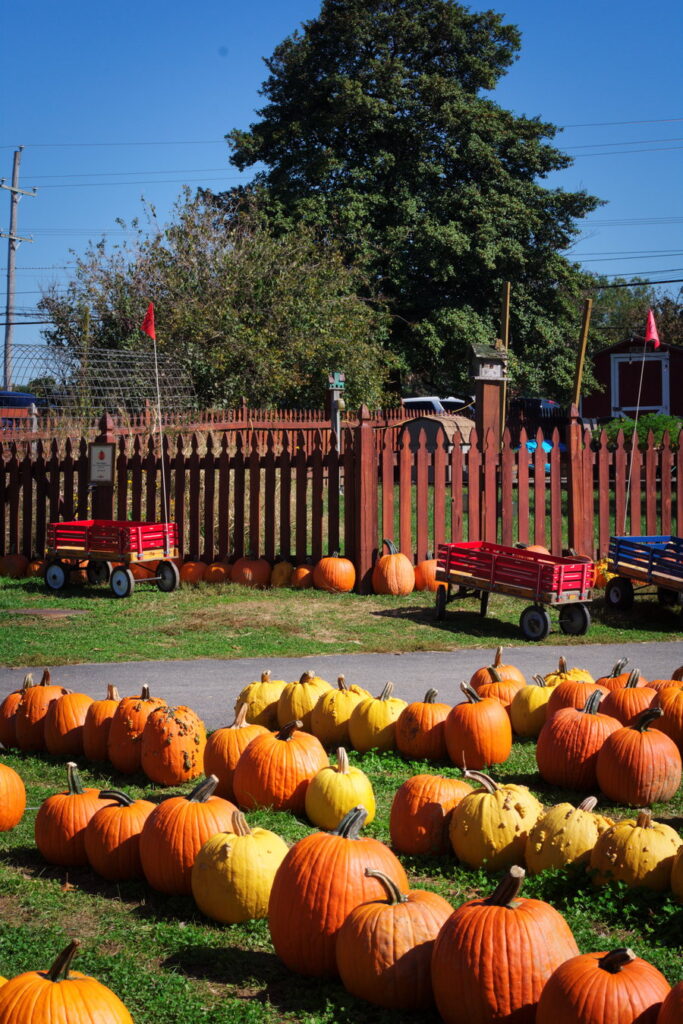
top-left (605, 535), bottom-right (683, 611)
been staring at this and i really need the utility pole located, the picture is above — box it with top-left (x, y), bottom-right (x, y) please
top-left (1, 147), bottom-right (37, 390)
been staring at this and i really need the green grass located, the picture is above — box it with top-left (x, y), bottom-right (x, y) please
top-left (0, 745), bottom-right (681, 1022)
top-left (1, 576), bottom-right (681, 667)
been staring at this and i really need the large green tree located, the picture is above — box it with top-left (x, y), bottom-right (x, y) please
top-left (38, 190), bottom-right (394, 409)
top-left (227, 0), bottom-right (602, 399)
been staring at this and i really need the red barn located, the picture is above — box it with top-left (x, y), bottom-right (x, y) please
top-left (582, 339), bottom-right (683, 419)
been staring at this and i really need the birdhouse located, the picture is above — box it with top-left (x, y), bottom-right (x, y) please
top-left (470, 342), bottom-right (509, 450)
top-left (470, 342), bottom-right (509, 382)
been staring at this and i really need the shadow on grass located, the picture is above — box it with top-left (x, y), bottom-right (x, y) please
top-left (371, 603), bottom-right (522, 641)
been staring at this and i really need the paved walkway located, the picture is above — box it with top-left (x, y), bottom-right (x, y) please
top-left (1, 641), bottom-right (681, 730)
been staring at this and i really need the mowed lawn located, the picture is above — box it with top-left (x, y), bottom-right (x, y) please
top-left (0, 743), bottom-right (681, 1024)
top-left (1, 576), bottom-right (682, 667)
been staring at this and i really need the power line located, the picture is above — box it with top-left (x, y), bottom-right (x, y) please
top-left (565, 136), bottom-right (683, 149)
top-left (571, 145), bottom-right (683, 157)
top-left (576, 253), bottom-right (683, 263)
top-left (595, 278), bottom-right (683, 288)
top-left (562, 117), bottom-right (683, 128)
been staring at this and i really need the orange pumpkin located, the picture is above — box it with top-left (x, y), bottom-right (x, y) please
top-left (82, 684), bottom-right (121, 762)
top-left (395, 688), bottom-right (450, 761)
top-left (599, 669), bottom-right (657, 726)
top-left (231, 555), bottom-right (272, 587)
top-left (0, 672), bottom-right (33, 748)
top-left (140, 704), bottom-right (207, 786)
top-left (271, 561), bottom-right (294, 587)
top-left (596, 708), bottom-right (682, 806)
top-left (659, 982), bottom-right (683, 1024)
top-left (372, 539), bottom-right (415, 595)
top-left (389, 774), bottom-right (472, 855)
top-left (84, 789), bottom-right (155, 881)
top-left (470, 646), bottom-right (526, 691)
top-left (179, 560), bottom-right (208, 584)
top-left (414, 557), bottom-right (439, 592)
top-left (291, 563), bottom-right (314, 589)
top-left (444, 682), bottom-right (512, 770)
top-left (107, 685), bottom-right (167, 774)
top-left (595, 658), bottom-right (637, 692)
top-left (313, 553), bottom-right (356, 593)
top-left (652, 685), bottom-right (683, 748)
top-left (203, 702), bottom-right (269, 800)
top-left (25, 559), bottom-right (46, 578)
top-left (44, 691), bottom-right (94, 758)
top-left (0, 761), bottom-right (26, 832)
top-left (203, 561), bottom-right (231, 583)
top-left (0, 553), bottom-right (28, 578)
top-left (536, 690), bottom-right (622, 790)
top-left (232, 719), bottom-right (329, 814)
top-left (14, 668), bottom-right (70, 752)
top-left (34, 762), bottom-right (113, 867)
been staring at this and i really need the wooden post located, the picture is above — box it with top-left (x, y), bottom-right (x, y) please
top-left (566, 404), bottom-right (589, 555)
top-left (572, 299), bottom-right (593, 409)
top-left (499, 281), bottom-right (511, 437)
top-left (92, 413), bottom-right (115, 520)
top-left (354, 404), bottom-right (378, 593)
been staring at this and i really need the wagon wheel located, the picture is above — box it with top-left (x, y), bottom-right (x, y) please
top-left (435, 584), bottom-right (449, 620)
top-left (86, 560), bottom-right (112, 585)
top-left (519, 605), bottom-right (551, 641)
top-left (156, 560), bottom-right (180, 593)
top-left (44, 560), bottom-right (69, 592)
top-left (479, 590), bottom-right (489, 617)
top-left (605, 576), bottom-right (634, 611)
top-left (559, 603), bottom-right (591, 636)
top-left (657, 586), bottom-right (681, 608)
top-left (110, 567), bottom-right (135, 599)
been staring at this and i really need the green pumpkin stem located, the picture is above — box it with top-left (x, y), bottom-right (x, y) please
top-left (365, 868), bottom-right (408, 904)
top-left (277, 719), bottom-right (304, 741)
top-left (333, 805), bottom-right (368, 838)
top-left (231, 702), bottom-right (250, 728)
top-left (581, 690), bottom-right (604, 715)
top-left (98, 789), bottom-right (134, 806)
top-left (624, 669), bottom-right (642, 689)
top-left (634, 707), bottom-right (663, 732)
top-left (188, 775), bottom-right (219, 802)
top-left (531, 674), bottom-right (548, 688)
top-left (488, 667), bottom-right (503, 683)
top-left (460, 681), bottom-right (482, 703)
top-left (577, 796), bottom-right (599, 813)
top-left (609, 658), bottom-right (629, 678)
top-left (377, 682), bottom-right (394, 701)
top-left (230, 810), bottom-right (252, 836)
top-left (66, 762), bottom-right (84, 796)
top-left (423, 688), bottom-right (439, 703)
top-left (599, 948), bottom-right (636, 974)
top-left (336, 748), bottom-right (350, 774)
top-left (463, 769), bottom-right (498, 793)
top-left (382, 538), bottom-right (399, 555)
top-left (47, 940), bottom-right (81, 982)
top-left (486, 865), bottom-right (525, 908)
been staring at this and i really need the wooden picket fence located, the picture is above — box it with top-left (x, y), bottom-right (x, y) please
top-left (1, 407), bottom-right (681, 591)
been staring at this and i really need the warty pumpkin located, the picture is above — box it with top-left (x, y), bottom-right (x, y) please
top-left (84, 789), bottom-right (155, 881)
top-left (140, 703), bottom-right (207, 786)
top-left (590, 809), bottom-right (682, 891)
top-left (191, 809), bottom-right (288, 924)
top-left (536, 690), bottom-right (621, 791)
top-left (277, 669), bottom-right (332, 732)
top-left (107, 684), bottom-right (167, 774)
top-left (305, 747), bottom-right (376, 829)
top-left (336, 867), bottom-right (452, 1010)
top-left (431, 865), bottom-right (580, 1024)
top-left (0, 761), bottom-right (26, 832)
top-left (0, 672), bottom-right (33, 748)
top-left (524, 796), bottom-right (613, 874)
top-left (389, 773), bottom-right (472, 856)
top-left (599, 668), bottom-right (657, 725)
top-left (82, 684), bottom-right (121, 762)
top-left (268, 805), bottom-right (409, 977)
top-left (536, 947), bottom-right (671, 1024)
top-left (312, 552), bottom-right (356, 592)
top-left (449, 770), bottom-right (543, 871)
top-left (510, 673), bottom-right (554, 738)
top-left (0, 939), bottom-right (134, 1024)
top-left (444, 681), bottom-right (512, 769)
top-left (34, 762), bottom-right (114, 867)
top-left (139, 775), bottom-right (237, 894)
top-left (544, 655), bottom-right (594, 687)
top-left (596, 707), bottom-right (682, 805)
top-left (235, 669), bottom-right (288, 729)
top-left (348, 681), bottom-right (407, 753)
top-left (395, 688), bottom-right (450, 761)
top-left (371, 539), bottom-right (415, 595)
top-left (470, 645), bottom-right (526, 690)
top-left (14, 669), bottom-right (70, 752)
top-left (203, 702), bottom-right (268, 800)
top-left (310, 674), bottom-right (370, 748)
top-left (232, 719), bottom-right (329, 813)
top-left (44, 690), bottom-right (94, 758)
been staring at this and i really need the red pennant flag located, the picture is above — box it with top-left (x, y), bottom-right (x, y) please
top-left (140, 302), bottom-right (156, 341)
top-left (644, 308), bottom-right (660, 349)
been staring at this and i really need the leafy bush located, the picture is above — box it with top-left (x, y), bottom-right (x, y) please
top-left (594, 412), bottom-right (682, 446)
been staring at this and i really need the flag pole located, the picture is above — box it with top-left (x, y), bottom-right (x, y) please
top-left (141, 303), bottom-right (169, 526)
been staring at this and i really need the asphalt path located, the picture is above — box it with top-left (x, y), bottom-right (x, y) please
top-left (1, 641), bottom-right (682, 730)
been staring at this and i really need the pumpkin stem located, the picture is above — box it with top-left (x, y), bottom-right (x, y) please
top-left (382, 538), bottom-right (398, 555)
top-left (492, 646), bottom-right (504, 667)
top-left (463, 769), bottom-right (498, 793)
top-left (580, 689), bottom-right (603, 715)
top-left (39, 668), bottom-right (52, 686)
top-left (423, 688), bottom-right (439, 703)
top-left (488, 667), bottom-right (503, 683)
top-left (98, 789), bottom-right (135, 806)
top-left (364, 867), bottom-right (408, 904)
top-left (558, 656), bottom-right (568, 673)
top-left (460, 681), bottom-right (482, 703)
top-left (531, 674), bottom-right (548, 688)
top-left (609, 658), bottom-right (629, 678)
top-left (634, 707), bottom-right (663, 732)
top-left (22, 672), bottom-right (34, 690)
top-left (636, 809), bottom-right (653, 829)
top-left (231, 702), bottom-right (250, 729)
top-left (231, 810), bottom-right (252, 837)
top-left (261, 670), bottom-right (272, 683)
top-left (105, 684), bottom-right (120, 701)
top-left (336, 747), bottom-right (350, 774)
top-left (46, 939), bottom-right (81, 982)
top-left (188, 775), bottom-right (219, 803)
top-left (624, 669), bottom-right (642, 689)
top-left (377, 682), bottom-right (394, 701)
top-left (140, 684), bottom-right (151, 700)
top-left (333, 805), bottom-right (368, 839)
top-left (277, 719), bottom-right (303, 741)
top-left (485, 865), bottom-right (525, 908)
top-left (577, 796), bottom-right (599, 813)
top-left (598, 948), bottom-right (637, 974)
top-left (337, 675), bottom-right (348, 691)
top-left (66, 762), bottom-right (84, 796)
top-left (299, 670), bottom-right (316, 684)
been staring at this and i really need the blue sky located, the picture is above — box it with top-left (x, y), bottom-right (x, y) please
top-left (1, 0), bottom-right (681, 351)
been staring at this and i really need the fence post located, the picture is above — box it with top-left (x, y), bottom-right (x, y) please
top-left (354, 404), bottom-right (378, 593)
top-left (566, 404), bottom-right (590, 556)
top-left (92, 412), bottom-right (115, 520)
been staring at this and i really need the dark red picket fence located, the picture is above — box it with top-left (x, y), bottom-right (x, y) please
top-left (2, 407), bottom-right (681, 591)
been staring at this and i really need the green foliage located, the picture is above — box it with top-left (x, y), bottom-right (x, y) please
top-left (590, 280), bottom-right (683, 358)
top-left (227, 0), bottom-right (602, 400)
top-left (595, 412), bottom-right (683, 446)
top-left (38, 190), bottom-right (395, 409)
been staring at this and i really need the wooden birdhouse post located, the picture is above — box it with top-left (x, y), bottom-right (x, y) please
top-left (471, 342), bottom-right (509, 451)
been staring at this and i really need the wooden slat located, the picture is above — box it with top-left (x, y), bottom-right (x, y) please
top-left (549, 428), bottom-right (562, 556)
top-left (381, 427), bottom-right (395, 543)
top-left (398, 430), bottom-right (412, 557)
top-left (628, 430), bottom-right (642, 536)
top-left (263, 431), bottom-right (276, 562)
top-left (500, 428), bottom-right (514, 548)
top-left (116, 438), bottom-right (128, 521)
top-left (130, 437), bottom-right (143, 522)
top-left (232, 433), bottom-right (245, 560)
top-left (433, 425), bottom-right (446, 553)
top-left (21, 444), bottom-right (33, 558)
top-left (596, 429), bottom-right (610, 557)
top-left (216, 434), bottom-right (231, 560)
top-left (188, 434), bottom-right (201, 560)
top-left (7, 445), bottom-right (20, 553)
top-left (516, 428), bottom-right (529, 546)
top-left (203, 433), bottom-right (216, 563)
top-left (77, 439), bottom-right (89, 521)
top-left (62, 439), bottom-right (75, 521)
top-left (450, 430), bottom-right (463, 543)
top-left (644, 429), bottom-right (658, 535)
top-left (295, 431), bottom-right (308, 564)
top-left (342, 427), bottom-right (355, 561)
top-left (311, 430), bottom-right (324, 563)
top-left (248, 432), bottom-right (261, 558)
top-left (533, 429), bottom-right (545, 548)
top-left (582, 428), bottom-right (595, 557)
top-left (326, 431), bottom-right (340, 556)
top-left (483, 428), bottom-right (497, 543)
top-left (144, 436), bottom-right (157, 525)
top-left (661, 430), bottom-right (672, 536)
top-left (48, 440), bottom-right (61, 526)
top-left (677, 429), bottom-right (683, 537)
top-left (467, 430), bottom-right (480, 543)
top-left (0, 444), bottom-right (5, 556)
top-left (279, 432), bottom-right (292, 560)
top-left (614, 430), bottom-right (627, 537)
top-left (174, 436), bottom-right (186, 560)
top-left (33, 441), bottom-right (46, 557)
top-left (415, 427), bottom-right (429, 562)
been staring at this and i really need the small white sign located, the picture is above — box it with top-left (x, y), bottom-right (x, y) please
top-left (89, 443), bottom-right (115, 485)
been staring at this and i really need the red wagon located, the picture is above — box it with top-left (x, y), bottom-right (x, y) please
top-left (45, 520), bottom-right (180, 598)
top-left (435, 541), bottom-right (595, 641)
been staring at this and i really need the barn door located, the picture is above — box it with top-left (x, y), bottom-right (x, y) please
top-left (610, 352), bottom-right (669, 416)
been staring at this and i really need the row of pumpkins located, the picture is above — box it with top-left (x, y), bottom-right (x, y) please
top-left (0, 753), bottom-right (682, 1023)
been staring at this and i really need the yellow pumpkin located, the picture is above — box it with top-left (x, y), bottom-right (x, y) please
top-left (277, 670), bottom-right (332, 732)
top-left (590, 809), bottom-right (682, 891)
top-left (672, 846), bottom-right (683, 901)
top-left (348, 682), bottom-right (407, 753)
top-left (191, 810), bottom-right (289, 923)
top-left (544, 656), bottom-right (594, 687)
top-left (271, 561), bottom-right (294, 588)
top-left (593, 558), bottom-right (616, 589)
top-left (510, 674), bottom-right (554, 738)
top-left (449, 769), bottom-right (543, 872)
top-left (304, 747), bottom-right (376, 829)
top-left (235, 670), bottom-right (288, 729)
top-left (524, 796), bottom-right (613, 874)
top-left (310, 675), bottom-right (371, 748)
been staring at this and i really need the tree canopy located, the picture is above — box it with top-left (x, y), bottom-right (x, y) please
top-left (227, 0), bottom-right (603, 400)
top-left (38, 190), bottom-right (394, 409)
